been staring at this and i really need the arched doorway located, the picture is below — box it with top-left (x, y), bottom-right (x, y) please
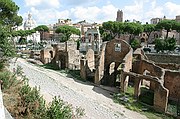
top-left (49, 51), bottom-right (53, 58)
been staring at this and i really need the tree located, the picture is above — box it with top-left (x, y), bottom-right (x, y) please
top-left (100, 21), bottom-right (125, 41)
top-left (124, 22), bottom-right (144, 40)
top-left (0, 25), bottom-right (15, 58)
top-left (0, 0), bottom-right (23, 28)
top-left (154, 38), bottom-right (176, 52)
top-left (156, 20), bottom-right (176, 39)
top-left (35, 25), bottom-right (49, 41)
top-left (143, 24), bottom-right (155, 41)
top-left (154, 38), bottom-right (164, 52)
top-left (164, 38), bottom-right (176, 51)
top-left (0, 0), bottom-right (22, 58)
top-left (55, 25), bottom-right (80, 42)
top-left (130, 39), bottom-right (140, 50)
top-left (174, 22), bottom-right (180, 43)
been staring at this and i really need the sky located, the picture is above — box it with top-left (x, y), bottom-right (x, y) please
top-left (13, 0), bottom-right (180, 25)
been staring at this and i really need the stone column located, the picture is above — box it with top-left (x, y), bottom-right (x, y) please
top-left (94, 68), bottom-right (100, 85)
top-left (80, 59), bottom-right (87, 81)
top-left (120, 73), bottom-right (125, 92)
top-left (134, 78), bottom-right (141, 98)
top-left (150, 82), bottom-right (155, 91)
top-left (154, 83), bottom-right (169, 112)
top-left (120, 74), bottom-right (129, 93)
top-left (124, 76), bottom-right (129, 92)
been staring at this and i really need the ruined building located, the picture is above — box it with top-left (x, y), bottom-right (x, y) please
top-left (80, 38), bottom-right (180, 113)
top-left (40, 41), bottom-right (80, 70)
top-left (79, 27), bottom-right (102, 53)
top-left (80, 39), bottom-right (133, 85)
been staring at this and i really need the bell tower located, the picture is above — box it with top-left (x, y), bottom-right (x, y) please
top-left (116, 10), bottom-right (123, 22)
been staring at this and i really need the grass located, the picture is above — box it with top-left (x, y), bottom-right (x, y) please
top-left (139, 87), bottom-right (154, 106)
top-left (40, 63), bottom-right (85, 82)
top-left (113, 86), bottom-right (175, 119)
top-left (40, 63), bottom-right (60, 70)
top-left (167, 100), bottom-right (178, 116)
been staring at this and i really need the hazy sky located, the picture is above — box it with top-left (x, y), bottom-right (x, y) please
top-left (13, 0), bottom-right (180, 25)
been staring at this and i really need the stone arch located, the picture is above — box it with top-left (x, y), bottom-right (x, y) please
top-left (49, 51), bottom-right (53, 58)
top-left (141, 38), bottom-right (146, 43)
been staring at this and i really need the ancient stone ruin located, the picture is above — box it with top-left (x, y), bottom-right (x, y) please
top-left (40, 41), bottom-right (80, 70)
top-left (80, 38), bottom-right (180, 113)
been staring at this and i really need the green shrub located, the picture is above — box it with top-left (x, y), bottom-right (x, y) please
top-left (130, 39), bottom-right (140, 50)
top-left (0, 71), bottom-right (16, 90)
top-left (155, 38), bottom-right (176, 52)
top-left (0, 62), bottom-right (5, 71)
top-left (17, 84), bottom-right (46, 118)
top-left (46, 96), bottom-right (73, 119)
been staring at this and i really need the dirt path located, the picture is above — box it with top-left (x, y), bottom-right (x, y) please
top-left (9, 58), bottom-right (147, 119)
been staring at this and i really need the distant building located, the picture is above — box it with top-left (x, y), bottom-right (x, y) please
top-left (23, 13), bottom-right (40, 43)
top-left (116, 10), bottom-right (123, 22)
top-left (53, 19), bottom-right (72, 29)
top-left (79, 27), bottom-right (102, 52)
top-left (176, 15), bottom-right (180, 22)
top-left (73, 20), bottom-right (99, 38)
top-left (150, 18), bottom-right (162, 24)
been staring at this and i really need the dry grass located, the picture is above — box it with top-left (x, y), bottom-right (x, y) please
top-left (3, 81), bottom-right (24, 118)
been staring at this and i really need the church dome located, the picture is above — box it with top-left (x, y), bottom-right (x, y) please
top-left (24, 13), bottom-right (37, 30)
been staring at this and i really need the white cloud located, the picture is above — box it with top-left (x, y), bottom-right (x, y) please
top-left (123, 0), bottom-right (145, 22)
top-left (25, 0), bottom-right (41, 6)
top-left (70, 4), bottom-right (117, 23)
top-left (22, 0), bottom-right (180, 25)
top-left (64, 0), bottom-right (99, 6)
top-left (164, 2), bottom-right (180, 17)
top-left (124, 0), bottom-right (143, 14)
top-left (145, 0), bottom-right (164, 20)
top-left (23, 7), bottom-right (70, 25)
top-left (25, 0), bottom-right (60, 8)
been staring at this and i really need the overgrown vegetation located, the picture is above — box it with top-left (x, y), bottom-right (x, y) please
top-left (130, 39), bottom-right (140, 50)
top-left (46, 96), bottom-right (84, 119)
top-left (113, 86), bottom-right (174, 119)
top-left (40, 63), bottom-right (85, 81)
top-left (41, 63), bottom-right (60, 70)
top-left (154, 38), bottom-right (176, 53)
top-left (2, 65), bottom-right (85, 119)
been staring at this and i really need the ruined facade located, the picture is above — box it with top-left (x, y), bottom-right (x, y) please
top-left (79, 28), bottom-right (102, 53)
top-left (40, 41), bottom-right (80, 69)
top-left (80, 39), bottom-right (133, 86)
top-left (80, 38), bottom-right (180, 113)
top-left (124, 48), bottom-right (180, 112)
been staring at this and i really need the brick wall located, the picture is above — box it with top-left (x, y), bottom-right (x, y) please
top-left (146, 54), bottom-right (180, 64)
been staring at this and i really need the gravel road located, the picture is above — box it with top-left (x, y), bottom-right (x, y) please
top-left (9, 58), bottom-right (147, 119)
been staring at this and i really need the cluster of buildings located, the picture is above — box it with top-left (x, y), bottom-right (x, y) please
top-left (25, 9), bottom-right (180, 117)
top-left (16, 9), bottom-right (180, 47)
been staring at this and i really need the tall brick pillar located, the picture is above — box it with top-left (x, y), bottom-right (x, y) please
top-left (154, 83), bottom-right (169, 112)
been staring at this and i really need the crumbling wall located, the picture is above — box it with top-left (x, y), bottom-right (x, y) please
top-left (120, 48), bottom-right (133, 92)
top-left (102, 39), bottom-right (132, 86)
top-left (146, 54), bottom-right (180, 64)
top-left (40, 46), bottom-right (55, 64)
top-left (156, 63), bottom-right (180, 71)
top-left (80, 49), bottom-right (95, 81)
top-left (164, 70), bottom-right (180, 100)
top-left (68, 49), bottom-right (80, 69)
top-left (86, 49), bottom-right (95, 72)
top-left (94, 43), bottom-right (106, 84)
